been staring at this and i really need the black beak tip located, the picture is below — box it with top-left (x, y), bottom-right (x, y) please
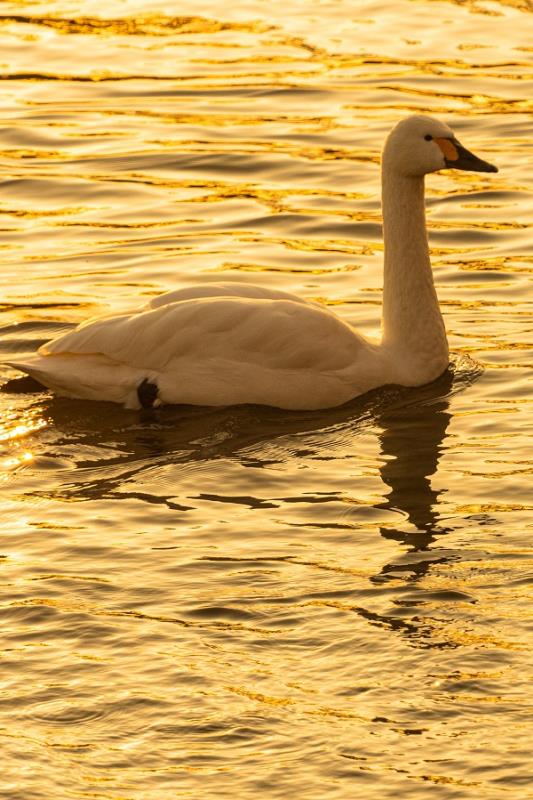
top-left (475, 161), bottom-right (499, 173)
top-left (446, 139), bottom-right (499, 174)
top-left (444, 156), bottom-right (499, 174)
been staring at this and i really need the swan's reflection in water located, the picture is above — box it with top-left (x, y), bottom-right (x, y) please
top-left (5, 360), bottom-right (474, 588)
top-left (375, 369), bottom-right (453, 582)
top-left (1, 360), bottom-right (481, 656)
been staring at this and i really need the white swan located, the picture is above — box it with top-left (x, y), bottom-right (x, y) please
top-left (6, 115), bottom-right (497, 410)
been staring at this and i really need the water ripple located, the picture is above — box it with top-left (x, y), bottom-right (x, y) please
top-left (0, 1), bottom-right (531, 798)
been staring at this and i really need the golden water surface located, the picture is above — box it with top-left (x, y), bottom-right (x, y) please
top-left (0, 1), bottom-right (531, 798)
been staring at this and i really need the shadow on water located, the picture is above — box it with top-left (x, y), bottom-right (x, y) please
top-left (3, 357), bottom-right (478, 540)
top-left (2, 358), bottom-right (481, 648)
top-left (373, 373), bottom-right (453, 584)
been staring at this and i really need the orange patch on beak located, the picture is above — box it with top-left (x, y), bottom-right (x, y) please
top-left (435, 137), bottom-right (459, 161)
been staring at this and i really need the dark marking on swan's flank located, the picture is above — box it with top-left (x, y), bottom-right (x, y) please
top-left (137, 378), bottom-right (158, 409)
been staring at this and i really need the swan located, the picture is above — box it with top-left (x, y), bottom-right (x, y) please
top-left (6, 115), bottom-right (497, 410)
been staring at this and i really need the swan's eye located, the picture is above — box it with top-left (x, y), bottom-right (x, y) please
top-left (424, 134), bottom-right (433, 141)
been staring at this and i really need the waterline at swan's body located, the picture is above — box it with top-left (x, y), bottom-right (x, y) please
top-left (5, 115), bottom-right (497, 410)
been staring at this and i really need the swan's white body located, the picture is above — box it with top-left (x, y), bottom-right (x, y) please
top-left (6, 115), bottom-right (497, 410)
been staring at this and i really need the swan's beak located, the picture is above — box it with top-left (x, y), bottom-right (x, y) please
top-left (436, 137), bottom-right (498, 173)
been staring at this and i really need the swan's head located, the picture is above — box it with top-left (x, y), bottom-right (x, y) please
top-left (382, 114), bottom-right (498, 178)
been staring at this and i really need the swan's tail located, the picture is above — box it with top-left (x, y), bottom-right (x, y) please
top-left (6, 356), bottom-right (62, 388)
top-left (4, 354), bottom-right (153, 409)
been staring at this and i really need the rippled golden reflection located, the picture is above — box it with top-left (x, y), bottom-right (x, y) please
top-left (0, 410), bottom-right (47, 443)
top-left (0, 0), bottom-right (531, 798)
top-left (0, 407), bottom-right (45, 475)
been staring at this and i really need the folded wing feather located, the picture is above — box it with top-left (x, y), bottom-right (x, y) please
top-left (41, 296), bottom-right (366, 374)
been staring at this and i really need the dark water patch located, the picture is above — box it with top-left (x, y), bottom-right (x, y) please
top-left (430, 189), bottom-right (528, 205)
top-left (393, 590), bottom-right (477, 605)
top-left (1, 375), bottom-right (45, 393)
top-left (184, 605), bottom-right (261, 621)
top-left (0, 14), bottom-right (273, 38)
top-left (0, 71), bottom-right (182, 82)
top-left (0, 303), bottom-right (80, 312)
top-left (192, 492), bottom-right (280, 509)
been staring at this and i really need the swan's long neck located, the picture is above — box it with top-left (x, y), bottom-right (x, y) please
top-left (381, 169), bottom-right (448, 380)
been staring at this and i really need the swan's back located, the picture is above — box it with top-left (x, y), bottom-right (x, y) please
top-left (149, 281), bottom-right (315, 309)
top-left (43, 296), bottom-right (365, 373)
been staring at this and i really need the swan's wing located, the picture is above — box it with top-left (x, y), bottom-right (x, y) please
top-left (15, 297), bottom-right (380, 409)
top-left (149, 282), bottom-right (314, 309)
top-left (40, 296), bottom-right (367, 374)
